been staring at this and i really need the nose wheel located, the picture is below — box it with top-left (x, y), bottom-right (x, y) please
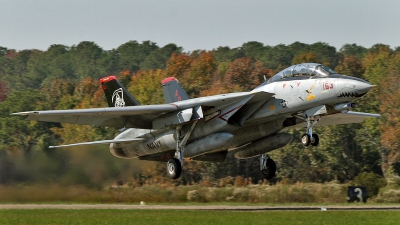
top-left (301, 115), bottom-right (320, 147)
top-left (301, 133), bottom-right (319, 146)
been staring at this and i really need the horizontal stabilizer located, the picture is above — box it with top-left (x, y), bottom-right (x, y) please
top-left (49, 138), bottom-right (144, 149)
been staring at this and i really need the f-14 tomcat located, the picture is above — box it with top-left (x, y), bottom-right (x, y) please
top-left (13, 63), bottom-right (380, 179)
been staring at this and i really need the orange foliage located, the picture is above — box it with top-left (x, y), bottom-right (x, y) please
top-left (334, 55), bottom-right (364, 78)
top-left (199, 80), bottom-right (231, 96)
top-left (120, 69), bottom-right (130, 77)
top-left (224, 58), bottom-right (270, 91)
top-left (74, 78), bottom-right (106, 108)
top-left (4, 49), bottom-right (18, 58)
top-left (184, 51), bottom-right (216, 96)
top-left (380, 72), bottom-right (400, 167)
top-left (165, 53), bottom-right (192, 80)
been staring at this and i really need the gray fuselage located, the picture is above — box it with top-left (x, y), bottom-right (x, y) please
top-left (110, 72), bottom-right (373, 161)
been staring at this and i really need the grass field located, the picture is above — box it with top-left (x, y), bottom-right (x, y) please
top-left (0, 209), bottom-right (400, 225)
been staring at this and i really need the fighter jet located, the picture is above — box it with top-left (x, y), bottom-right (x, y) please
top-left (12, 63), bottom-right (380, 179)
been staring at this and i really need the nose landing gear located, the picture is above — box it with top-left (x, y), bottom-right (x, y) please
top-left (301, 115), bottom-right (320, 147)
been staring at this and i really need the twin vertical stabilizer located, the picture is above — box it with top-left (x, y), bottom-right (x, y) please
top-left (161, 77), bottom-right (190, 103)
top-left (100, 76), bottom-right (189, 106)
top-left (100, 76), bottom-right (141, 107)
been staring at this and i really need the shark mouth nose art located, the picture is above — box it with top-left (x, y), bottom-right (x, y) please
top-left (337, 91), bottom-right (366, 98)
top-left (336, 79), bottom-right (373, 99)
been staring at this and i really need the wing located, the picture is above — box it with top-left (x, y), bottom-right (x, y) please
top-left (49, 138), bottom-right (144, 149)
top-left (12, 91), bottom-right (275, 129)
top-left (285, 111), bottom-right (381, 130)
top-left (12, 105), bottom-right (178, 129)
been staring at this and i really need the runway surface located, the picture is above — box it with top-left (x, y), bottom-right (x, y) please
top-left (1, 204), bottom-right (400, 211)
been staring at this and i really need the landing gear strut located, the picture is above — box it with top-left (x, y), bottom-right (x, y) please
top-left (166, 121), bottom-right (198, 179)
top-left (260, 154), bottom-right (276, 179)
top-left (301, 115), bottom-right (319, 147)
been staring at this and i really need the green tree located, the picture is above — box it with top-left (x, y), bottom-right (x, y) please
top-left (340, 43), bottom-right (367, 58)
top-left (117, 40), bottom-right (159, 72)
top-left (140, 43), bottom-right (181, 70)
top-left (242, 41), bottom-right (265, 60)
top-left (0, 90), bottom-right (51, 154)
top-left (261, 44), bottom-right (293, 69)
top-left (308, 42), bottom-right (339, 67)
top-left (45, 45), bottom-right (75, 82)
top-left (70, 41), bottom-right (105, 80)
top-left (127, 69), bottom-right (166, 105)
top-left (213, 46), bottom-right (244, 63)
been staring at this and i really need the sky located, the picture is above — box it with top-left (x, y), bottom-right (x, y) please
top-left (1, 0), bottom-right (400, 52)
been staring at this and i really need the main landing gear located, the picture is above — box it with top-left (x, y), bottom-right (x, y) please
top-left (167, 158), bottom-right (182, 179)
top-left (301, 115), bottom-right (319, 147)
top-left (260, 154), bottom-right (276, 179)
top-left (166, 121), bottom-right (198, 179)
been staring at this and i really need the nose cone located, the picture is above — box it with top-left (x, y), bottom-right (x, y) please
top-left (337, 78), bottom-right (373, 99)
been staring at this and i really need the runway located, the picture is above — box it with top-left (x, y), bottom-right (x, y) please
top-left (1, 204), bottom-right (400, 211)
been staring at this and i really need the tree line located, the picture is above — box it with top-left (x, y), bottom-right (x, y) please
top-left (0, 40), bottom-right (399, 187)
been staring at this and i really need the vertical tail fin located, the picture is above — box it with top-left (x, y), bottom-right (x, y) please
top-left (161, 77), bottom-right (190, 103)
top-left (100, 76), bottom-right (141, 107)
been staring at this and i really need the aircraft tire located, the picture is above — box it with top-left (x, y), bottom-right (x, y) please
top-left (167, 158), bottom-right (182, 179)
top-left (301, 134), bottom-right (311, 146)
top-left (311, 134), bottom-right (319, 146)
top-left (261, 158), bottom-right (276, 180)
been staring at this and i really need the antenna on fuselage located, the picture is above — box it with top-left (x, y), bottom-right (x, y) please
top-left (263, 75), bottom-right (267, 81)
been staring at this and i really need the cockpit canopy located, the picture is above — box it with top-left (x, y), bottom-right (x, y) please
top-left (261, 63), bottom-right (336, 85)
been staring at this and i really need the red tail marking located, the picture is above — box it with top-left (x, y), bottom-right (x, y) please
top-left (100, 76), bottom-right (117, 84)
top-left (161, 77), bottom-right (177, 84)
